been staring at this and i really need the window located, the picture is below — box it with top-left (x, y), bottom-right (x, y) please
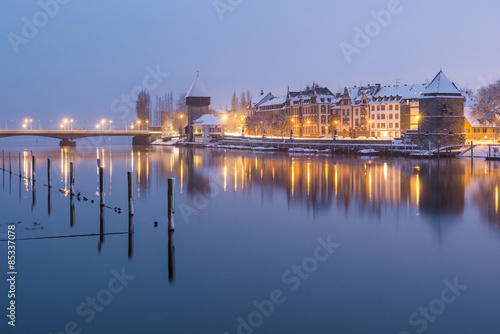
top-left (377, 114), bottom-right (381, 120)
top-left (389, 114), bottom-right (393, 119)
top-left (377, 106), bottom-right (381, 111)
top-left (377, 123), bottom-right (380, 128)
top-left (466, 129), bottom-right (470, 133)
top-left (321, 115), bottom-right (326, 123)
top-left (395, 114), bottom-right (399, 119)
top-left (371, 106), bottom-right (375, 111)
top-left (321, 98), bottom-right (325, 103)
top-left (389, 123), bottom-right (393, 128)
top-left (321, 105), bottom-right (326, 113)
top-left (395, 122), bottom-right (399, 128)
top-left (355, 109), bottom-right (358, 115)
top-left (372, 114), bottom-right (376, 120)
top-left (483, 128), bottom-right (488, 133)
top-left (389, 105), bottom-right (393, 111)
top-left (327, 98), bottom-right (331, 102)
top-left (381, 123), bottom-right (386, 128)
top-left (372, 123), bottom-right (375, 128)
top-left (381, 105), bottom-right (386, 111)
top-left (381, 114), bottom-right (385, 120)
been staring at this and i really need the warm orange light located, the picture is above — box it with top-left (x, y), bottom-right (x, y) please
top-left (145, 120), bottom-right (149, 124)
top-left (334, 120), bottom-right (338, 125)
top-left (101, 119), bottom-right (105, 124)
top-left (22, 124), bottom-right (27, 128)
top-left (64, 119), bottom-right (68, 124)
top-left (95, 124), bottom-right (99, 129)
top-left (291, 118), bottom-right (295, 123)
top-left (222, 115), bottom-right (227, 120)
top-left (180, 115), bottom-right (184, 119)
top-left (416, 116), bottom-right (420, 121)
top-left (307, 120), bottom-right (310, 124)
top-left (24, 118), bottom-right (28, 123)
top-left (60, 124), bottom-right (64, 128)
top-left (137, 120), bottom-right (141, 124)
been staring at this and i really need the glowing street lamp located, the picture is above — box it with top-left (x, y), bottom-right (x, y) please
top-left (146, 120), bottom-right (149, 131)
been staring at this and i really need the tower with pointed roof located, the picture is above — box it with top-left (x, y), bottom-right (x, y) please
top-left (418, 70), bottom-right (465, 145)
top-left (185, 73), bottom-right (211, 142)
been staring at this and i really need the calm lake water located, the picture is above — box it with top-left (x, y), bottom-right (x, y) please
top-left (2, 139), bottom-right (500, 334)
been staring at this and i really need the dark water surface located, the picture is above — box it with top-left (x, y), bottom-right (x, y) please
top-left (1, 141), bottom-right (500, 334)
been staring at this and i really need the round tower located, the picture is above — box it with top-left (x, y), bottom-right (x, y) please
top-left (419, 70), bottom-right (465, 146)
top-left (185, 73), bottom-right (211, 142)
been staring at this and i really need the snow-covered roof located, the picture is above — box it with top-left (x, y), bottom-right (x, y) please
top-left (260, 96), bottom-right (286, 107)
top-left (464, 107), bottom-right (483, 127)
top-left (421, 70), bottom-right (462, 98)
top-left (186, 74), bottom-right (210, 98)
top-left (252, 93), bottom-right (274, 108)
top-left (193, 114), bottom-right (225, 126)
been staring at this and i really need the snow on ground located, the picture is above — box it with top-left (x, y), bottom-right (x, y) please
top-left (459, 144), bottom-right (500, 158)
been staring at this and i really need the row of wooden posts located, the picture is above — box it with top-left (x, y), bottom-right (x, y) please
top-left (2, 149), bottom-right (175, 231)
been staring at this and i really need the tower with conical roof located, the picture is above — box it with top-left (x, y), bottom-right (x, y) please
top-left (185, 73), bottom-right (211, 142)
top-left (419, 70), bottom-right (465, 146)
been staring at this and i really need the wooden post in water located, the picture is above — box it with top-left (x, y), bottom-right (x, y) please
top-left (18, 152), bottom-right (21, 178)
top-left (471, 141), bottom-right (473, 159)
top-left (47, 158), bottom-right (52, 188)
top-left (489, 144), bottom-right (491, 158)
top-left (99, 167), bottom-right (104, 206)
top-left (70, 162), bottom-right (75, 195)
top-left (128, 171), bottom-right (134, 216)
top-left (168, 178), bottom-right (175, 231)
top-left (2, 150), bottom-right (4, 171)
top-left (9, 152), bottom-right (11, 174)
top-left (32, 155), bottom-right (36, 181)
top-left (97, 158), bottom-right (101, 169)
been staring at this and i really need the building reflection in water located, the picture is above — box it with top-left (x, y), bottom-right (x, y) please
top-left (143, 148), bottom-right (500, 228)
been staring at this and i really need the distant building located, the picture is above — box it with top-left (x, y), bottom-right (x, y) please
top-left (333, 83), bottom-right (426, 139)
top-left (192, 114), bottom-right (225, 143)
top-left (186, 74), bottom-right (211, 142)
top-left (251, 71), bottom-right (474, 141)
top-left (253, 83), bottom-right (335, 137)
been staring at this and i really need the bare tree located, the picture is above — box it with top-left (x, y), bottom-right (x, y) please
top-left (231, 91), bottom-right (239, 111)
top-left (472, 80), bottom-right (500, 126)
top-left (270, 112), bottom-right (289, 138)
top-left (176, 93), bottom-right (188, 113)
top-left (136, 90), bottom-right (151, 124)
top-left (246, 90), bottom-right (252, 109)
top-left (240, 92), bottom-right (247, 110)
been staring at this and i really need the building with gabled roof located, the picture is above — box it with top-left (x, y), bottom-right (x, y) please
top-left (186, 73), bottom-right (211, 142)
top-left (192, 114), bottom-right (226, 143)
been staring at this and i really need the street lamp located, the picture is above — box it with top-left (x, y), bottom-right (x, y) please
top-left (137, 120), bottom-right (141, 130)
top-left (146, 120), bottom-right (149, 131)
top-left (101, 119), bottom-right (106, 131)
top-left (109, 120), bottom-right (113, 130)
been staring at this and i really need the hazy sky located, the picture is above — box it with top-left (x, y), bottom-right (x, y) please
top-left (1, 0), bottom-right (499, 128)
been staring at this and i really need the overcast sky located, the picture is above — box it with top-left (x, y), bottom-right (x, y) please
top-left (1, 0), bottom-right (499, 128)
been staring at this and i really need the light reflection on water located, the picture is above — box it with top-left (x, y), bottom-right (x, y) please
top-left (1, 145), bottom-right (500, 333)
